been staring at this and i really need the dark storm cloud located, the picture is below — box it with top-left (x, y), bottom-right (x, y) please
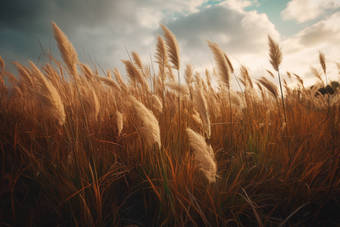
top-left (0, 0), bottom-right (143, 73)
top-left (0, 0), bottom-right (138, 33)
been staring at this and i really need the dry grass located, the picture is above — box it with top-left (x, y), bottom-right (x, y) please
top-left (186, 128), bottom-right (217, 183)
top-left (268, 35), bottom-right (282, 72)
top-left (0, 22), bottom-right (340, 227)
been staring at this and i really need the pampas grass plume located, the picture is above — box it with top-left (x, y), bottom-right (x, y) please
top-left (186, 128), bottom-right (217, 183)
top-left (130, 96), bottom-right (161, 149)
top-left (116, 111), bottom-right (123, 136)
top-left (319, 51), bottom-right (326, 75)
top-left (51, 22), bottom-right (79, 79)
top-left (193, 85), bottom-right (211, 139)
top-left (29, 60), bottom-right (66, 125)
top-left (161, 24), bottom-right (180, 70)
top-left (167, 82), bottom-right (190, 97)
top-left (131, 51), bottom-right (144, 71)
top-left (258, 76), bottom-right (278, 99)
top-left (268, 35), bottom-right (282, 72)
top-left (207, 41), bottom-right (231, 87)
top-left (151, 94), bottom-right (163, 112)
top-left (155, 34), bottom-right (169, 73)
top-left (96, 75), bottom-right (121, 93)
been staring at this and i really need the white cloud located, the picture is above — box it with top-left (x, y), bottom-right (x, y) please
top-left (281, 0), bottom-right (340, 23)
top-left (221, 0), bottom-right (258, 11)
top-left (140, 0), bottom-right (208, 14)
top-left (279, 12), bottom-right (340, 87)
top-left (159, 3), bottom-right (279, 65)
top-left (137, 8), bottom-right (165, 28)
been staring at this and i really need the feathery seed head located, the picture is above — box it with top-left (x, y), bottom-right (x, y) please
top-left (161, 24), bottom-right (180, 70)
top-left (116, 111), bottom-right (123, 136)
top-left (29, 60), bottom-right (66, 125)
top-left (266, 69), bottom-right (275, 78)
top-left (184, 64), bottom-right (194, 85)
top-left (318, 51), bottom-right (326, 74)
top-left (122, 60), bottom-right (147, 89)
top-left (131, 51), bottom-right (144, 71)
top-left (186, 128), bottom-right (217, 183)
top-left (240, 65), bottom-right (253, 88)
top-left (96, 75), bottom-right (121, 93)
top-left (258, 76), bottom-right (278, 99)
top-left (155, 34), bottom-right (169, 76)
top-left (207, 40), bottom-right (231, 88)
top-left (151, 94), bottom-right (163, 112)
top-left (268, 35), bottom-right (282, 72)
top-left (112, 68), bottom-right (129, 94)
top-left (224, 53), bottom-right (234, 74)
top-left (51, 22), bottom-right (79, 80)
top-left (294, 73), bottom-right (304, 86)
top-left (130, 96), bottom-right (161, 149)
top-left (286, 71), bottom-right (292, 79)
top-left (167, 82), bottom-right (190, 97)
top-left (310, 66), bottom-right (324, 85)
top-left (193, 86), bottom-right (211, 139)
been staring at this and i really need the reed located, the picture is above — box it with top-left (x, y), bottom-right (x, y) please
top-left (268, 35), bottom-right (290, 165)
top-left (319, 51), bottom-right (327, 85)
top-left (186, 128), bottom-right (217, 183)
top-left (0, 21), bottom-right (339, 227)
top-left (29, 60), bottom-right (66, 125)
top-left (161, 24), bottom-right (181, 154)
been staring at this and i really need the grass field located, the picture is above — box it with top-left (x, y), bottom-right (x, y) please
top-left (0, 22), bottom-right (340, 226)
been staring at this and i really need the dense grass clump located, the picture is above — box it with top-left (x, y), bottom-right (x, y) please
top-left (1, 22), bottom-right (340, 226)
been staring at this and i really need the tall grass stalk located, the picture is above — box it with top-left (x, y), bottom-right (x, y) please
top-left (1, 22), bottom-right (340, 227)
top-left (268, 35), bottom-right (290, 165)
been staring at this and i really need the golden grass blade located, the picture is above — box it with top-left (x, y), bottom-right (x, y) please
top-left (240, 188), bottom-right (264, 227)
top-left (278, 203), bottom-right (309, 227)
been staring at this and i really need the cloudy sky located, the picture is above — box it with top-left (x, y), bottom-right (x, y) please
top-left (1, 0), bottom-right (340, 89)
